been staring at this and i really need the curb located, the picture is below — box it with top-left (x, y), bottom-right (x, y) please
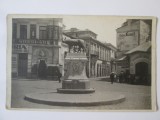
top-left (24, 93), bottom-right (125, 107)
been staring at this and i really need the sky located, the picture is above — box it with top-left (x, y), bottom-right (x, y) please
top-left (61, 15), bottom-right (127, 47)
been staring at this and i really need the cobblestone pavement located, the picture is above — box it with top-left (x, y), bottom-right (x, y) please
top-left (11, 78), bottom-right (151, 110)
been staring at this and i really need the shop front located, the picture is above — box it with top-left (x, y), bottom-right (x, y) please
top-left (12, 43), bottom-right (60, 79)
top-left (12, 44), bottom-right (29, 78)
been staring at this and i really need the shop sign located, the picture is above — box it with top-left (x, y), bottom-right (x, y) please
top-left (119, 31), bottom-right (135, 37)
top-left (118, 33), bottom-right (126, 37)
top-left (13, 44), bottom-right (28, 53)
top-left (15, 39), bottom-right (49, 45)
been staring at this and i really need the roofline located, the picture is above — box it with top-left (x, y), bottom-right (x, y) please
top-left (125, 50), bottom-right (151, 55)
top-left (116, 20), bottom-right (141, 31)
top-left (64, 29), bottom-right (97, 35)
top-left (105, 43), bottom-right (117, 50)
top-left (82, 37), bottom-right (111, 50)
top-left (63, 32), bottom-right (77, 39)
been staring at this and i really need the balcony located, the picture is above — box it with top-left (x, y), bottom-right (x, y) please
top-left (90, 50), bottom-right (99, 56)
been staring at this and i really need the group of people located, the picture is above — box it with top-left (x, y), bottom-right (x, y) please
top-left (110, 71), bottom-right (127, 84)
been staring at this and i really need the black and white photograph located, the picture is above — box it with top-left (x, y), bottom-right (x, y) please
top-left (6, 15), bottom-right (156, 111)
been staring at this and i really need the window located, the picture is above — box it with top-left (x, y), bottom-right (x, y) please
top-left (12, 23), bottom-right (17, 39)
top-left (30, 24), bottom-right (36, 39)
top-left (53, 26), bottom-right (59, 40)
top-left (39, 26), bottom-right (47, 39)
top-left (20, 25), bottom-right (27, 39)
top-left (48, 26), bottom-right (54, 39)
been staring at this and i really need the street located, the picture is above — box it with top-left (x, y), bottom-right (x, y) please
top-left (11, 78), bottom-right (151, 110)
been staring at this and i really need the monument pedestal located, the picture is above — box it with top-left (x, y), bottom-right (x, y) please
top-left (57, 53), bottom-right (95, 94)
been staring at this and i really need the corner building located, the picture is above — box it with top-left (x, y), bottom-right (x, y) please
top-left (116, 19), bottom-right (151, 85)
top-left (12, 18), bottom-right (64, 78)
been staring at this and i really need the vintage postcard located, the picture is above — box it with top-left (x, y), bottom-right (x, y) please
top-left (6, 14), bottom-right (157, 111)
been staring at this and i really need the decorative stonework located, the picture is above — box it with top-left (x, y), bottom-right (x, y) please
top-left (57, 52), bottom-right (95, 93)
top-left (129, 53), bottom-right (151, 74)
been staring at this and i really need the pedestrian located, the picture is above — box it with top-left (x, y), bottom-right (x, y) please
top-left (114, 73), bottom-right (117, 82)
top-left (110, 72), bottom-right (114, 84)
top-left (55, 67), bottom-right (62, 83)
top-left (58, 72), bottom-right (62, 83)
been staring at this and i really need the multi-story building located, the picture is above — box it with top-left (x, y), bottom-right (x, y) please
top-left (105, 43), bottom-right (117, 72)
top-left (116, 19), bottom-right (151, 85)
top-left (64, 28), bottom-right (113, 78)
top-left (12, 18), bottom-right (67, 78)
top-left (116, 19), bottom-right (151, 56)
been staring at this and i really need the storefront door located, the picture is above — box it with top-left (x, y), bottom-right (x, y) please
top-left (18, 53), bottom-right (28, 77)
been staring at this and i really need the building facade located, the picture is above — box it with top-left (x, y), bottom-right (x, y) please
top-left (12, 18), bottom-right (65, 78)
top-left (105, 43), bottom-right (117, 73)
top-left (116, 19), bottom-right (151, 85)
top-left (64, 28), bottom-right (114, 78)
top-left (116, 19), bottom-right (151, 52)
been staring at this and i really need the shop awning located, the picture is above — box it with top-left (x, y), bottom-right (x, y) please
top-left (125, 41), bottom-right (151, 54)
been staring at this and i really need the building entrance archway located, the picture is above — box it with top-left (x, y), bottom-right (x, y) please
top-left (135, 62), bottom-right (148, 85)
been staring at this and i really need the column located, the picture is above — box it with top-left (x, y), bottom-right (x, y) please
top-left (27, 46), bottom-right (32, 78)
top-left (53, 48), bottom-right (59, 64)
top-left (101, 64), bottom-right (103, 77)
top-left (17, 23), bottom-right (20, 39)
top-left (95, 63), bottom-right (97, 77)
top-left (36, 24), bottom-right (39, 39)
top-left (27, 24), bottom-right (30, 39)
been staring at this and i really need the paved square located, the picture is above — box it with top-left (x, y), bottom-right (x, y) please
top-left (11, 78), bottom-right (151, 110)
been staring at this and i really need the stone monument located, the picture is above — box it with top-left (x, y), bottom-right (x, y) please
top-left (25, 39), bottom-right (125, 106)
top-left (57, 39), bottom-right (95, 93)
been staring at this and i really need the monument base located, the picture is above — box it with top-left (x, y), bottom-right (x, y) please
top-left (57, 88), bottom-right (95, 94)
top-left (57, 80), bottom-right (95, 94)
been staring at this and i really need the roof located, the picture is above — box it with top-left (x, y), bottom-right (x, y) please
top-left (105, 43), bottom-right (117, 51)
top-left (115, 56), bottom-right (127, 61)
top-left (64, 28), bottom-right (97, 36)
top-left (125, 41), bottom-right (151, 54)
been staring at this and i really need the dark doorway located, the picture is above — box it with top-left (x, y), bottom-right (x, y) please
top-left (18, 53), bottom-right (28, 77)
top-left (38, 60), bottom-right (47, 79)
top-left (135, 62), bottom-right (148, 85)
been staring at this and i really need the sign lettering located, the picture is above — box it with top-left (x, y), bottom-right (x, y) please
top-left (13, 44), bottom-right (28, 53)
top-left (15, 39), bottom-right (50, 45)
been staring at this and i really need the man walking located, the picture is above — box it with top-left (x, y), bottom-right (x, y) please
top-left (58, 72), bottom-right (62, 83)
top-left (55, 67), bottom-right (62, 83)
top-left (110, 72), bottom-right (115, 84)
